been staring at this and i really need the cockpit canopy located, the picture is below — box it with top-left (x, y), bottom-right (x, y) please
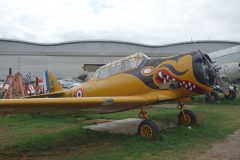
top-left (93, 52), bottom-right (150, 79)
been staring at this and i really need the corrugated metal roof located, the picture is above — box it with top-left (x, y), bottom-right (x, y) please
top-left (0, 39), bottom-right (239, 56)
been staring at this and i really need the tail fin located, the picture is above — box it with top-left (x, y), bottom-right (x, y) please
top-left (43, 71), bottom-right (63, 93)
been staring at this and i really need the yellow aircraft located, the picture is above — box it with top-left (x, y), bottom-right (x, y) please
top-left (0, 51), bottom-right (228, 138)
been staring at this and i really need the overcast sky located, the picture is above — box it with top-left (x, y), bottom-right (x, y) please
top-left (0, 0), bottom-right (239, 45)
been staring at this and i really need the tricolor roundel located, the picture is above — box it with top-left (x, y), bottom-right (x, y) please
top-left (75, 89), bottom-right (83, 97)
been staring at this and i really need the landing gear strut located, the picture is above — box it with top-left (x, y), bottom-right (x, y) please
top-left (138, 106), bottom-right (160, 139)
top-left (177, 103), bottom-right (197, 126)
top-left (138, 106), bottom-right (148, 119)
top-left (137, 103), bottom-right (197, 139)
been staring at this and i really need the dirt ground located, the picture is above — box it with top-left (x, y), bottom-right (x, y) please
top-left (197, 130), bottom-right (240, 160)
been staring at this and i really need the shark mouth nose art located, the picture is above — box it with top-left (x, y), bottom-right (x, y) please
top-left (157, 70), bottom-right (177, 83)
top-left (154, 69), bottom-right (206, 93)
top-left (179, 81), bottom-right (196, 91)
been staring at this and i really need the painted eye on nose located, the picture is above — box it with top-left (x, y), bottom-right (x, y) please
top-left (141, 66), bottom-right (155, 76)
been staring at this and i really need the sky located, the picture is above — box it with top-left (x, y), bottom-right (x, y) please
top-left (0, 0), bottom-right (239, 45)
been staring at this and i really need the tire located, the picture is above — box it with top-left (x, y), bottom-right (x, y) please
top-left (224, 90), bottom-right (237, 100)
top-left (138, 120), bottom-right (160, 139)
top-left (178, 109), bottom-right (197, 126)
top-left (205, 92), bottom-right (219, 104)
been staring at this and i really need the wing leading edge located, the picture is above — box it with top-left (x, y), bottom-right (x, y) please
top-left (0, 93), bottom-right (177, 114)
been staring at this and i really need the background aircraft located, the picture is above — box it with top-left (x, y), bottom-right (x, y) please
top-left (0, 51), bottom-right (227, 138)
top-left (205, 45), bottom-right (240, 103)
top-left (205, 62), bottom-right (239, 103)
top-left (219, 62), bottom-right (240, 83)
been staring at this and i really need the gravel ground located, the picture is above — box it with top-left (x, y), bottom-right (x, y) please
top-left (197, 130), bottom-right (240, 160)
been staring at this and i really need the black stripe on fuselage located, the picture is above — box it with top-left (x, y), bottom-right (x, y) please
top-left (162, 64), bottom-right (188, 76)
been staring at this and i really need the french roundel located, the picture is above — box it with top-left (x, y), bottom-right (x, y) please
top-left (76, 89), bottom-right (83, 97)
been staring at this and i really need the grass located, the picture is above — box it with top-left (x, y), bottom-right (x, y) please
top-left (0, 96), bottom-right (240, 160)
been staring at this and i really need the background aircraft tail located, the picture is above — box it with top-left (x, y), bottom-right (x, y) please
top-left (43, 71), bottom-right (63, 93)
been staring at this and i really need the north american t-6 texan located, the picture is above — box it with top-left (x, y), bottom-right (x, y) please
top-left (0, 50), bottom-right (229, 138)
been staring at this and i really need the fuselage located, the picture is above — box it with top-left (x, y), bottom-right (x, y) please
top-left (0, 52), bottom-right (215, 115)
top-left (63, 52), bottom-right (213, 100)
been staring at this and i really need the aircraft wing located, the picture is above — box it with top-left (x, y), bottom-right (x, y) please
top-left (0, 94), bottom-right (176, 114)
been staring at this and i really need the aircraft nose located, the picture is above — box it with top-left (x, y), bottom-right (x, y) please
top-left (192, 52), bottom-right (215, 87)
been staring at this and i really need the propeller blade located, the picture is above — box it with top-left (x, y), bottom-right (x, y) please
top-left (192, 40), bottom-right (230, 95)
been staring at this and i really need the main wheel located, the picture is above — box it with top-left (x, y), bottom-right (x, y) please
top-left (205, 91), bottom-right (219, 103)
top-left (138, 120), bottom-right (160, 139)
top-left (178, 109), bottom-right (197, 126)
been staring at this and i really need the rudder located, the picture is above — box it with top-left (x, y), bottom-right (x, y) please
top-left (43, 70), bottom-right (63, 93)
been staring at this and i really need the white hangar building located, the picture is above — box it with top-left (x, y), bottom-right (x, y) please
top-left (0, 39), bottom-right (240, 80)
